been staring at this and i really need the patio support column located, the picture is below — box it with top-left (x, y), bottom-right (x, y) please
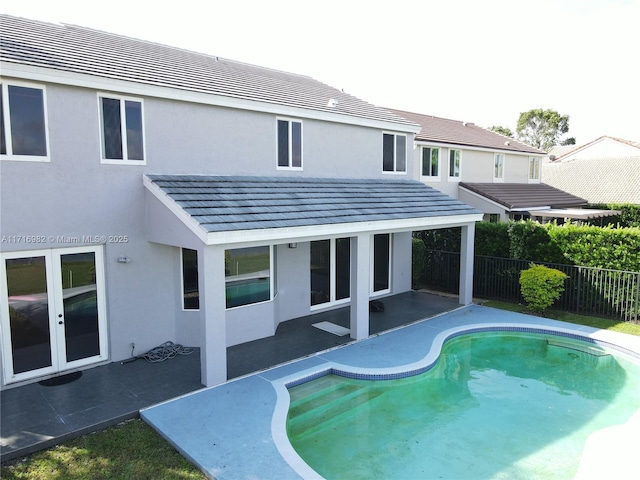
top-left (200, 245), bottom-right (227, 387)
top-left (350, 233), bottom-right (370, 340)
top-left (459, 222), bottom-right (475, 305)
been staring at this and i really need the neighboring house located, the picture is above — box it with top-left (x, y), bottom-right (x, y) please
top-left (386, 109), bottom-right (586, 221)
top-left (0, 15), bottom-right (482, 388)
top-left (543, 136), bottom-right (640, 205)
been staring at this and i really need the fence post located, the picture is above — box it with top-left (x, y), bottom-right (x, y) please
top-left (636, 272), bottom-right (640, 322)
top-left (576, 265), bottom-right (582, 314)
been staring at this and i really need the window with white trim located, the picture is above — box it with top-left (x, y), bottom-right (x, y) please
top-left (310, 238), bottom-right (350, 308)
top-left (277, 118), bottom-right (302, 169)
top-left (493, 153), bottom-right (504, 181)
top-left (225, 246), bottom-right (272, 308)
top-left (421, 146), bottom-right (439, 179)
top-left (99, 94), bottom-right (145, 164)
top-left (382, 133), bottom-right (406, 173)
top-left (1, 82), bottom-right (49, 161)
top-left (448, 149), bottom-right (461, 180)
top-left (529, 156), bottom-right (541, 181)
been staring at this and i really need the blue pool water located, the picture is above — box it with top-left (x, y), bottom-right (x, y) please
top-left (286, 331), bottom-right (640, 479)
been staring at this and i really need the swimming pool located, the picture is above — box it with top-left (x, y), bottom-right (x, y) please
top-left (140, 305), bottom-right (640, 480)
top-left (285, 331), bottom-right (640, 479)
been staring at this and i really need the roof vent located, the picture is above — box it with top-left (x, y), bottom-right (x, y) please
top-left (505, 140), bottom-right (510, 146)
top-left (462, 121), bottom-right (468, 126)
top-left (327, 98), bottom-right (339, 108)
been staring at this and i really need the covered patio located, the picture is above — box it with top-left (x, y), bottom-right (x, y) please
top-left (1, 291), bottom-right (460, 462)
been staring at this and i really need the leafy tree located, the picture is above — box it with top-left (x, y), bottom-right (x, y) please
top-left (516, 108), bottom-right (570, 151)
top-left (561, 137), bottom-right (576, 145)
top-left (489, 125), bottom-right (514, 138)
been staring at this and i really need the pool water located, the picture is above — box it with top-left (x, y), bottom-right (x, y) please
top-left (286, 332), bottom-right (640, 479)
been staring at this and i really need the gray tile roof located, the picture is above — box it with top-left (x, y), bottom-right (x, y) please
top-left (542, 157), bottom-right (640, 205)
top-left (147, 175), bottom-right (480, 232)
top-left (459, 182), bottom-right (588, 210)
top-left (387, 108), bottom-right (545, 155)
top-left (0, 14), bottom-right (415, 127)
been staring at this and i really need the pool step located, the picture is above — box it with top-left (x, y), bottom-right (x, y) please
top-left (547, 338), bottom-right (609, 357)
top-left (288, 379), bottom-right (382, 440)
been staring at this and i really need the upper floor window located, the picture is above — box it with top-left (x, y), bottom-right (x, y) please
top-left (99, 94), bottom-right (145, 164)
top-left (448, 149), bottom-right (461, 180)
top-left (277, 118), bottom-right (302, 169)
top-left (529, 156), bottom-right (541, 181)
top-left (1, 82), bottom-right (49, 161)
top-left (493, 153), bottom-right (504, 181)
top-left (421, 146), bottom-right (439, 179)
top-left (382, 133), bottom-right (406, 173)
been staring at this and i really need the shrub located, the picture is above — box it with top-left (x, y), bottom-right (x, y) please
top-left (519, 263), bottom-right (568, 314)
top-left (412, 237), bottom-right (426, 287)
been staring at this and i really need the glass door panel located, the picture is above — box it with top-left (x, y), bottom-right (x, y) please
top-left (60, 252), bottom-right (100, 362)
top-left (335, 238), bottom-right (350, 301)
top-left (4, 256), bottom-right (53, 374)
top-left (373, 234), bottom-right (390, 292)
top-left (310, 240), bottom-right (330, 306)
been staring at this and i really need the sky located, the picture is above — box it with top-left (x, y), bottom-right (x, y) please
top-left (3, 0), bottom-right (639, 144)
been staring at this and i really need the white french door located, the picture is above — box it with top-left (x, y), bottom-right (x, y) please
top-left (1, 246), bottom-right (108, 384)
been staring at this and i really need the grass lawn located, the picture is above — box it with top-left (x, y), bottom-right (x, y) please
top-left (0, 419), bottom-right (206, 480)
top-left (483, 299), bottom-right (640, 337)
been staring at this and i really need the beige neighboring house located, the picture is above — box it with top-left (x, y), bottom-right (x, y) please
top-left (543, 136), bottom-right (640, 205)
top-left (388, 109), bottom-right (588, 221)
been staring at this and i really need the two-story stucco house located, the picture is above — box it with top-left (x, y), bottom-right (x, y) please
top-left (388, 109), bottom-right (588, 221)
top-left (0, 15), bottom-right (481, 388)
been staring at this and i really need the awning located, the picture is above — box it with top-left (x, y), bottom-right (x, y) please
top-left (144, 175), bottom-right (483, 245)
top-left (530, 209), bottom-right (622, 220)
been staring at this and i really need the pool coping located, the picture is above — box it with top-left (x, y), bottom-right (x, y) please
top-left (141, 305), bottom-right (640, 479)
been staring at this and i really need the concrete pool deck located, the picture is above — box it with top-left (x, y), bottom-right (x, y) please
top-left (140, 305), bottom-right (640, 480)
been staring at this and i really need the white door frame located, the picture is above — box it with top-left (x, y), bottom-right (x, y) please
top-left (1, 245), bottom-right (108, 384)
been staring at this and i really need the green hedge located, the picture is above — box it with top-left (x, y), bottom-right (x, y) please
top-left (415, 220), bottom-right (640, 272)
top-left (587, 204), bottom-right (640, 228)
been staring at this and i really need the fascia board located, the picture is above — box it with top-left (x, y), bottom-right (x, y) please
top-left (0, 63), bottom-right (420, 134)
top-left (204, 213), bottom-right (483, 246)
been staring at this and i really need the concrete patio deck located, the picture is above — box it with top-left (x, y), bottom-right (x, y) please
top-left (1, 290), bottom-right (460, 462)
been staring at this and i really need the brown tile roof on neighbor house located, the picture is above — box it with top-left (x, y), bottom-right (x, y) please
top-left (0, 14), bottom-right (416, 128)
top-left (387, 108), bottom-right (544, 155)
top-left (542, 156), bottom-right (640, 205)
top-left (459, 182), bottom-right (588, 210)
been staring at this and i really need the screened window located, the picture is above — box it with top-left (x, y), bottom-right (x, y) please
top-left (181, 248), bottom-right (199, 310)
top-left (99, 95), bottom-right (145, 163)
top-left (494, 153), bottom-right (504, 180)
top-left (382, 133), bottom-right (407, 173)
top-left (529, 156), bottom-right (541, 180)
top-left (1, 83), bottom-right (48, 160)
top-left (277, 118), bottom-right (302, 168)
top-left (225, 246), bottom-right (271, 308)
top-left (449, 150), bottom-right (461, 178)
top-left (373, 234), bottom-right (390, 293)
top-left (421, 146), bottom-right (439, 178)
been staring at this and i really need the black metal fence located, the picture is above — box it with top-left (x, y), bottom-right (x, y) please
top-left (421, 249), bottom-right (640, 322)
